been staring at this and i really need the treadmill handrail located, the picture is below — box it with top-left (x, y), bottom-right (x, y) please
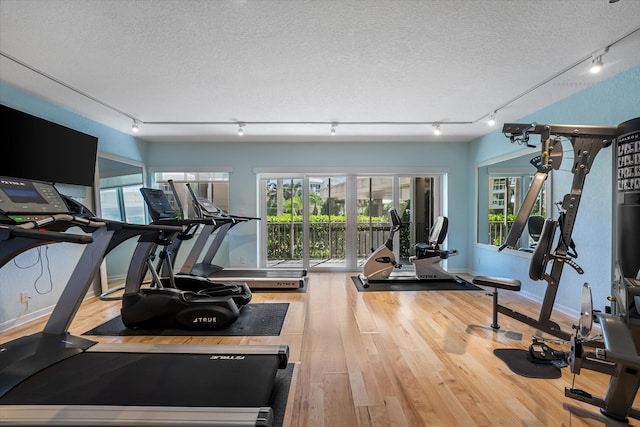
top-left (0, 224), bottom-right (93, 245)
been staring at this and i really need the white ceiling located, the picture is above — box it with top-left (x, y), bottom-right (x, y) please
top-left (1, 0), bottom-right (639, 144)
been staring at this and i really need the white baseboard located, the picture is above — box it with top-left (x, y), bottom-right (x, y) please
top-left (0, 305), bottom-right (52, 333)
top-left (0, 289), bottom-right (100, 334)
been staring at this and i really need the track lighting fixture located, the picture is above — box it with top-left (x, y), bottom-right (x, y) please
top-left (237, 123), bottom-right (245, 136)
top-left (590, 46), bottom-right (609, 74)
top-left (590, 55), bottom-right (604, 74)
top-left (331, 123), bottom-right (337, 135)
top-left (132, 119), bottom-right (139, 132)
top-left (433, 124), bottom-right (441, 135)
top-left (488, 113), bottom-right (496, 127)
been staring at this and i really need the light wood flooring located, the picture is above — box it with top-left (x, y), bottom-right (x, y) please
top-left (2, 272), bottom-right (639, 427)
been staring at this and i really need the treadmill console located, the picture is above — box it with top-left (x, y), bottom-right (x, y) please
top-left (195, 196), bottom-right (222, 216)
top-left (184, 181), bottom-right (222, 217)
top-left (140, 188), bottom-right (178, 221)
top-left (0, 176), bottom-right (70, 222)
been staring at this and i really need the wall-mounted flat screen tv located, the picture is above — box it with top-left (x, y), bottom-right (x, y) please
top-left (0, 104), bottom-right (98, 187)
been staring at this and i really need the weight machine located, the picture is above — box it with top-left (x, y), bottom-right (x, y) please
top-left (473, 122), bottom-right (618, 340)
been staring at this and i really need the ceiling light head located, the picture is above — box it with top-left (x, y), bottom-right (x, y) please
top-left (237, 122), bottom-right (245, 136)
top-left (590, 55), bottom-right (604, 73)
top-left (131, 119), bottom-right (139, 132)
top-left (433, 124), bottom-right (441, 135)
top-left (488, 113), bottom-right (496, 127)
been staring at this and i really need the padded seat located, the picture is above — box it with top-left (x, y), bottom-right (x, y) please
top-left (473, 275), bottom-right (522, 330)
top-left (472, 275), bottom-right (521, 291)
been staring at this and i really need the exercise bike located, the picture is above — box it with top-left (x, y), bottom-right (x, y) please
top-left (358, 208), bottom-right (403, 287)
top-left (409, 215), bottom-right (459, 280)
top-left (358, 208), bottom-right (459, 287)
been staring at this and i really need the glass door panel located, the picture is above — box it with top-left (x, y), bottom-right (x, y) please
top-left (309, 176), bottom-right (347, 268)
top-left (356, 177), bottom-right (394, 266)
top-left (398, 177), bottom-right (413, 263)
top-left (265, 178), bottom-right (304, 268)
top-left (412, 176), bottom-right (435, 243)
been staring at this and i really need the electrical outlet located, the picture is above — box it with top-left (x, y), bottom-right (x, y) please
top-left (240, 256), bottom-right (247, 265)
top-left (20, 292), bottom-right (30, 304)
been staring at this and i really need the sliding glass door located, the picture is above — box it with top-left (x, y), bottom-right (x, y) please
top-left (261, 173), bottom-right (443, 272)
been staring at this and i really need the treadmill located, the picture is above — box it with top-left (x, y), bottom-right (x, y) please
top-left (167, 181), bottom-right (308, 290)
top-left (0, 176), bottom-right (289, 426)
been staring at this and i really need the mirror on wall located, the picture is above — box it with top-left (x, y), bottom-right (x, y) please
top-left (477, 150), bottom-right (550, 251)
top-left (97, 155), bottom-right (145, 293)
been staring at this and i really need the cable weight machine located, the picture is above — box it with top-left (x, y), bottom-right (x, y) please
top-left (474, 122), bottom-right (618, 340)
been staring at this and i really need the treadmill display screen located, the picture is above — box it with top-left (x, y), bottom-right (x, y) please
top-left (0, 181), bottom-right (46, 204)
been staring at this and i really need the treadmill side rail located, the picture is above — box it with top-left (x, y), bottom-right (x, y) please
top-left (0, 404), bottom-right (273, 426)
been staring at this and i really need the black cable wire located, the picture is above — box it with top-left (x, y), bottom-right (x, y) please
top-left (34, 245), bottom-right (53, 295)
top-left (11, 246), bottom-right (54, 295)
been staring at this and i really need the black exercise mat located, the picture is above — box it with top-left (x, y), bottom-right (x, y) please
top-left (272, 363), bottom-right (295, 427)
top-left (83, 303), bottom-right (289, 336)
top-left (493, 348), bottom-right (562, 379)
top-left (351, 275), bottom-right (482, 292)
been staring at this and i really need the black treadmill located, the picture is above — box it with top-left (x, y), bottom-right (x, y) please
top-left (159, 181), bottom-right (308, 290)
top-left (0, 176), bottom-right (289, 426)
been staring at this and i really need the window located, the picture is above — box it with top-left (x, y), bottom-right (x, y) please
top-left (152, 172), bottom-right (230, 219)
top-left (99, 174), bottom-right (145, 224)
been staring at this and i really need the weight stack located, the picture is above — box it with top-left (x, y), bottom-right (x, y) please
top-left (616, 117), bottom-right (640, 280)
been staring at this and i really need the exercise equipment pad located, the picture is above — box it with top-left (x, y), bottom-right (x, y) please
top-left (84, 303), bottom-right (289, 336)
top-left (493, 348), bottom-right (562, 379)
top-left (351, 276), bottom-right (482, 292)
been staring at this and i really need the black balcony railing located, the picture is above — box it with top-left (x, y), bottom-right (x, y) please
top-left (487, 220), bottom-right (516, 247)
top-left (267, 220), bottom-right (515, 262)
top-left (267, 221), bottom-right (422, 261)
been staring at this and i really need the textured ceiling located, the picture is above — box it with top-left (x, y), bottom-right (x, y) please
top-left (1, 0), bottom-right (639, 143)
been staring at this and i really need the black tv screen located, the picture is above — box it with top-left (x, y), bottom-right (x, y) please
top-left (0, 104), bottom-right (98, 187)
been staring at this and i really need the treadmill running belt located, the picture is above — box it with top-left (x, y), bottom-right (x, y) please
top-left (1, 352), bottom-right (280, 407)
